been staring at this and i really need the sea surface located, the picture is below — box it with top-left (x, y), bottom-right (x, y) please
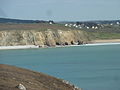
top-left (0, 45), bottom-right (120, 90)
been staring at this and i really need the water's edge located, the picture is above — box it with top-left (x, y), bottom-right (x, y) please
top-left (1, 42), bottom-right (120, 50)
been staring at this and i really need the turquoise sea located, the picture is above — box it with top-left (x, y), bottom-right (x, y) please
top-left (0, 45), bottom-right (120, 90)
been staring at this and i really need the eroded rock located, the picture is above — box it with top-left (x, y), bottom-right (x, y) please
top-left (16, 83), bottom-right (26, 90)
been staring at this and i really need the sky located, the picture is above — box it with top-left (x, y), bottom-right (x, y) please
top-left (0, 0), bottom-right (120, 21)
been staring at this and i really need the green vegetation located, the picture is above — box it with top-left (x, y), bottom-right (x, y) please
top-left (82, 24), bottom-right (120, 40)
top-left (90, 32), bottom-right (120, 39)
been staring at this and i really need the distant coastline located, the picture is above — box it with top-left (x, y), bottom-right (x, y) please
top-left (0, 19), bottom-right (120, 49)
top-left (1, 39), bottom-right (120, 50)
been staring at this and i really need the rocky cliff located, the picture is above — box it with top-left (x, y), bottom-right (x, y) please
top-left (0, 29), bottom-right (91, 46)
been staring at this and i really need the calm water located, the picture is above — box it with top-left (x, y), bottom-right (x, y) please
top-left (0, 45), bottom-right (120, 90)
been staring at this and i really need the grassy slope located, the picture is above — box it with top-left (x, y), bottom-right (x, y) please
top-left (0, 23), bottom-right (72, 31)
top-left (0, 64), bottom-right (79, 90)
top-left (84, 25), bottom-right (120, 40)
top-left (90, 32), bottom-right (120, 39)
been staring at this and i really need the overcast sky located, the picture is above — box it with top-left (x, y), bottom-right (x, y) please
top-left (0, 0), bottom-right (120, 21)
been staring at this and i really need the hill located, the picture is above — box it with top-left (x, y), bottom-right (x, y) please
top-left (0, 18), bottom-right (120, 44)
top-left (0, 64), bottom-right (80, 90)
top-left (0, 18), bottom-right (47, 23)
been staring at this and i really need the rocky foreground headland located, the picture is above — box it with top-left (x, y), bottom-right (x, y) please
top-left (0, 64), bottom-right (81, 90)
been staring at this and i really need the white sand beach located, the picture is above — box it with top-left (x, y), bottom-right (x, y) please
top-left (1, 39), bottom-right (120, 50)
top-left (92, 39), bottom-right (120, 43)
top-left (0, 45), bottom-right (39, 50)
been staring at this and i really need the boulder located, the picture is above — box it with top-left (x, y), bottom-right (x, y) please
top-left (16, 83), bottom-right (26, 90)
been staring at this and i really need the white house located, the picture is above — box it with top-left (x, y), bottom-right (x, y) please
top-left (92, 26), bottom-right (95, 29)
top-left (95, 26), bottom-right (98, 29)
top-left (73, 24), bottom-right (76, 27)
top-left (110, 23), bottom-right (113, 25)
top-left (86, 27), bottom-right (89, 29)
top-left (65, 24), bottom-right (68, 26)
top-left (79, 27), bottom-right (82, 29)
top-left (117, 22), bottom-right (120, 25)
top-left (75, 26), bottom-right (78, 28)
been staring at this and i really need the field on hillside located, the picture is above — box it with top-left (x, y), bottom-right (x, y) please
top-left (0, 23), bottom-right (72, 31)
top-left (0, 23), bottom-right (120, 40)
top-left (83, 25), bottom-right (120, 39)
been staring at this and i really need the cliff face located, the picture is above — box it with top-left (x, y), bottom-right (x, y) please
top-left (0, 29), bottom-right (91, 46)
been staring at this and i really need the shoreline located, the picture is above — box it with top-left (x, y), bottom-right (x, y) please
top-left (0, 45), bottom-right (39, 50)
top-left (91, 39), bottom-right (120, 43)
top-left (1, 39), bottom-right (120, 50)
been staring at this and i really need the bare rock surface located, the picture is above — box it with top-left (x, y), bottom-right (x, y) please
top-left (0, 24), bottom-right (91, 46)
top-left (16, 84), bottom-right (26, 90)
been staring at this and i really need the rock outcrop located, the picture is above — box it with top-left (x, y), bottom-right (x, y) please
top-left (0, 29), bottom-right (91, 47)
top-left (16, 84), bottom-right (26, 90)
top-left (0, 64), bottom-right (81, 90)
